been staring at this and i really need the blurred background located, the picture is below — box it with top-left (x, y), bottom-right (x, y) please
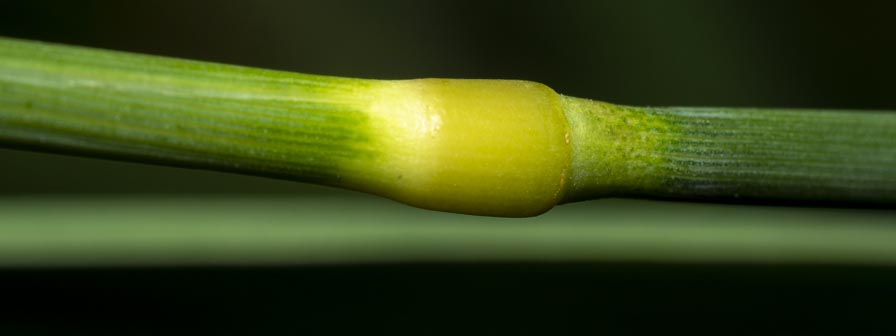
top-left (2, 0), bottom-right (896, 334)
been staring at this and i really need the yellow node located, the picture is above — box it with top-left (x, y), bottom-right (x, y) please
top-left (357, 79), bottom-right (571, 217)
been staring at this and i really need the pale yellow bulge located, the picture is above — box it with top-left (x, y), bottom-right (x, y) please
top-left (358, 79), bottom-right (571, 217)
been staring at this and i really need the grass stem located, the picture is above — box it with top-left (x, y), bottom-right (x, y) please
top-left (1, 37), bottom-right (894, 216)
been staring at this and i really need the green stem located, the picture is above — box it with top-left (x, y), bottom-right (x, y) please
top-left (0, 37), bottom-right (375, 187)
top-left (2, 37), bottom-right (895, 216)
top-left (562, 97), bottom-right (896, 204)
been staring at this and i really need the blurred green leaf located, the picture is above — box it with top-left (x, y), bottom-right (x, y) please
top-left (2, 194), bottom-right (894, 266)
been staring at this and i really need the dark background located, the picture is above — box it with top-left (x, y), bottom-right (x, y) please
top-left (2, 0), bottom-right (896, 334)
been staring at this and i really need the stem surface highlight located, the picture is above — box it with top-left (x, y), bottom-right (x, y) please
top-left (1, 37), bottom-right (895, 216)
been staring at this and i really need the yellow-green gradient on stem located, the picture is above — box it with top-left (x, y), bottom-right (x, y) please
top-left (562, 97), bottom-right (896, 205)
top-left (0, 37), bottom-right (376, 186)
top-left (0, 37), bottom-right (572, 216)
top-left (1, 37), bottom-right (895, 217)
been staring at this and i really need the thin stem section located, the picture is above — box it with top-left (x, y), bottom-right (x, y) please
top-left (0, 37), bottom-right (376, 186)
top-left (563, 96), bottom-right (896, 205)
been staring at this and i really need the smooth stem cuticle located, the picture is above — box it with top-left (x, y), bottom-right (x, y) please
top-left (1, 37), bottom-right (894, 217)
